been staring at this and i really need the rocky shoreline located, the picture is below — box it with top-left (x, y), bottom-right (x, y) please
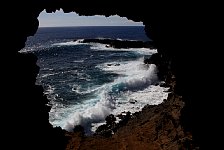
top-left (64, 88), bottom-right (197, 150)
top-left (63, 53), bottom-right (198, 149)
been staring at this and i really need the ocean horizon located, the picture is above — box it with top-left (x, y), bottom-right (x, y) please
top-left (21, 26), bottom-right (168, 134)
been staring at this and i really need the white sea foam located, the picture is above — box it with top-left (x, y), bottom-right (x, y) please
top-left (90, 43), bottom-right (157, 55)
top-left (50, 39), bottom-right (157, 57)
top-left (50, 58), bottom-right (169, 134)
top-left (46, 40), bottom-right (167, 134)
top-left (73, 60), bottom-right (84, 63)
top-left (44, 85), bottom-right (55, 95)
top-left (19, 45), bottom-right (46, 53)
top-left (51, 39), bottom-right (157, 54)
top-left (52, 39), bottom-right (86, 46)
top-left (72, 84), bottom-right (101, 95)
top-left (41, 72), bottom-right (60, 78)
top-left (64, 90), bottom-right (116, 133)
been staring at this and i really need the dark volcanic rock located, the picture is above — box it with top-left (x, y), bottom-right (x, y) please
top-left (73, 125), bottom-right (84, 134)
top-left (66, 92), bottom-right (198, 149)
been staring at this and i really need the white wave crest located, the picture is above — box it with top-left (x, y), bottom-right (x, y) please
top-left (51, 39), bottom-right (87, 46)
top-left (115, 63), bottom-right (158, 92)
top-left (90, 43), bottom-right (157, 55)
top-left (56, 58), bottom-right (168, 134)
top-left (64, 89), bottom-right (116, 134)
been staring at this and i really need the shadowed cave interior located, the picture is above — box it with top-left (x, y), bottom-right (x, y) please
top-left (3, 2), bottom-right (217, 150)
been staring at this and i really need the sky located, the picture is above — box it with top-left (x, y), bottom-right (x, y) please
top-left (38, 9), bottom-right (143, 27)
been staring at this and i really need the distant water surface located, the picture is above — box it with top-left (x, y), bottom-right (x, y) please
top-left (21, 26), bottom-right (168, 134)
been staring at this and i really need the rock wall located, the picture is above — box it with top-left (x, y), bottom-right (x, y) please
top-left (4, 1), bottom-right (214, 149)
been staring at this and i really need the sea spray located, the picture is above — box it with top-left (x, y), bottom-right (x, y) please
top-left (21, 26), bottom-right (168, 135)
top-left (64, 89), bottom-right (116, 133)
top-left (62, 61), bottom-right (167, 134)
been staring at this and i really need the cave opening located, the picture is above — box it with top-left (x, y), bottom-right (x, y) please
top-left (20, 9), bottom-right (169, 135)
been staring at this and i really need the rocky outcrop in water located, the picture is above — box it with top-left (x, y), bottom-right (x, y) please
top-left (77, 38), bottom-right (154, 49)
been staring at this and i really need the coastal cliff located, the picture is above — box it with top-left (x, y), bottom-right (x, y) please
top-left (64, 78), bottom-right (196, 149)
top-left (3, 1), bottom-right (214, 149)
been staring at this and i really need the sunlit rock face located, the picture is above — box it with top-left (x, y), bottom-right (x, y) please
top-left (4, 1), bottom-right (211, 149)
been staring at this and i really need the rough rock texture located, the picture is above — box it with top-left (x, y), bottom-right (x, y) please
top-left (65, 92), bottom-right (197, 150)
top-left (4, 1), bottom-right (216, 149)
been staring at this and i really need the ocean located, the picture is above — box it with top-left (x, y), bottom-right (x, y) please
top-left (21, 26), bottom-right (168, 134)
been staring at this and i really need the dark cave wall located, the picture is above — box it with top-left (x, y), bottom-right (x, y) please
top-left (4, 1), bottom-right (212, 149)
top-left (3, 6), bottom-right (66, 150)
